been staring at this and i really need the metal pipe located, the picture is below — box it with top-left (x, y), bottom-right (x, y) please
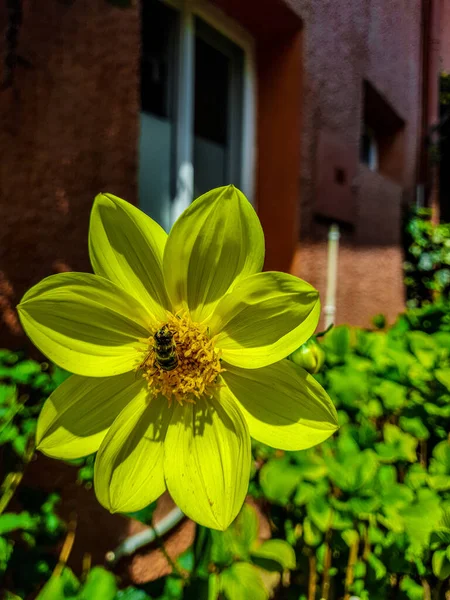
top-left (105, 506), bottom-right (185, 567)
top-left (324, 224), bottom-right (340, 329)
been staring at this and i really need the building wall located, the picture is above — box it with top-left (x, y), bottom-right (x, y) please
top-left (440, 0), bottom-right (450, 72)
top-left (0, 0), bottom-right (427, 346)
top-left (0, 0), bottom-right (140, 350)
top-left (284, 0), bottom-right (423, 327)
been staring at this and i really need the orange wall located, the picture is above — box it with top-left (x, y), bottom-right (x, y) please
top-left (256, 30), bottom-right (303, 273)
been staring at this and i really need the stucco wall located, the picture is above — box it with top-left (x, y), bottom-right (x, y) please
top-left (0, 0), bottom-right (139, 349)
top-left (0, 0), bottom-right (425, 341)
top-left (284, 0), bottom-right (422, 327)
top-left (440, 0), bottom-right (450, 72)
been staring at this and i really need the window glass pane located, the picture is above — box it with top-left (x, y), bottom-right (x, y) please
top-left (141, 0), bottom-right (176, 118)
top-left (194, 37), bottom-right (229, 145)
top-left (139, 0), bottom-right (178, 231)
top-left (193, 18), bottom-right (243, 198)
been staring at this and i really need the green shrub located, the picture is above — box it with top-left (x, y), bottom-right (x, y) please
top-left (250, 306), bottom-right (450, 599)
top-left (3, 302), bottom-right (450, 599)
top-left (0, 350), bottom-right (69, 597)
top-left (404, 208), bottom-right (450, 308)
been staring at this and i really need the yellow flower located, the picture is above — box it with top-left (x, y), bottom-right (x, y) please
top-left (18, 186), bottom-right (338, 530)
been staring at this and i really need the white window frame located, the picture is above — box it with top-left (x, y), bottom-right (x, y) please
top-left (163, 0), bottom-right (257, 224)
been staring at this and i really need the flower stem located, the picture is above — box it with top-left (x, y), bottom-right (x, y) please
top-left (308, 553), bottom-right (317, 600)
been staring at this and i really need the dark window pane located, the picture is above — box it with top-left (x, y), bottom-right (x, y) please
top-left (360, 130), bottom-right (372, 164)
top-left (139, 0), bottom-right (178, 229)
top-left (193, 18), bottom-right (244, 197)
top-left (141, 0), bottom-right (177, 118)
top-left (194, 37), bottom-right (229, 144)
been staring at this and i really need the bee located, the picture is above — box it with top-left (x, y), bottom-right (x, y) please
top-left (153, 325), bottom-right (178, 371)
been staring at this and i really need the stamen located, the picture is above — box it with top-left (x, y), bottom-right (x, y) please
top-left (138, 311), bottom-right (225, 405)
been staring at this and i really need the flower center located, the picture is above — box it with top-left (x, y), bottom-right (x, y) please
top-left (138, 312), bottom-right (225, 405)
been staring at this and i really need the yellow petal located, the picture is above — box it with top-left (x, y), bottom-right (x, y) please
top-left (164, 393), bottom-right (251, 530)
top-left (163, 186), bottom-right (264, 323)
top-left (17, 272), bottom-right (150, 376)
top-left (222, 360), bottom-right (338, 450)
top-left (37, 372), bottom-right (139, 459)
top-left (210, 271), bottom-right (320, 368)
top-left (94, 392), bottom-right (171, 513)
top-left (89, 193), bottom-right (171, 322)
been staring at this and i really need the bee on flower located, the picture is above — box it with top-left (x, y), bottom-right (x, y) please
top-left (17, 185), bottom-right (338, 530)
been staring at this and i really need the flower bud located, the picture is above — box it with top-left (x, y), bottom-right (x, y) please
top-left (288, 338), bottom-right (325, 374)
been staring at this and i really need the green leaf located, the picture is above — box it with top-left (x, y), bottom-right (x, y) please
top-left (210, 504), bottom-right (259, 566)
top-left (326, 449), bottom-right (379, 493)
top-left (164, 576), bottom-right (184, 599)
top-left (251, 539), bottom-right (296, 571)
top-left (177, 549), bottom-right (194, 573)
top-left (375, 424), bottom-right (418, 463)
top-left (432, 549), bottom-right (450, 580)
top-left (375, 380), bottom-right (408, 412)
top-left (208, 574), bottom-right (220, 600)
top-left (291, 450), bottom-right (328, 481)
top-left (399, 576), bottom-right (424, 600)
top-left (303, 517), bottom-right (322, 547)
top-left (36, 567), bottom-right (80, 600)
top-left (322, 326), bottom-right (351, 364)
top-left (78, 567), bottom-right (117, 600)
top-left (348, 495), bottom-right (381, 517)
top-left (429, 440), bottom-right (450, 475)
top-left (435, 368), bottom-right (450, 390)
top-left (381, 484), bottom-right (414, 511)
top-left (0, 384), bottom-right (17, 405)
top-left (0, 536), bottom-right (13, 573)
top-left (341, 529), bottom-right (359, 547)
top-left (259, 458), bottom-right (301, 504)
top-left (405, 464), bottom-right (428, 490)
top-left (433, 507), bottom-right (450, 544)
top-left (402, 489), bottom-right (443, 553)
top-left (9, 359), bottom-right (42, 384)
top-left (367, 553), bottom-right (387, 580)
top-left (353, 560), bottom-right (366, 579)
top-left (219, 563), bottom-right (268, 600)
top-left (399, 416), bottom-right (429, 440)
top-left (233, 503), bottom-right (259, 551)
top-left (115, 588), bottom-right (152, 600)
top-left (428, 474), bottom-right (450, 491)
top-left (408, 331), bottom-right (438, 369)
top-left (307, 496), bottom-right (333, 532)
top-left (293, 482), bottom-right (316, 506)
top-left (0, 512), bottom-right (38, 535)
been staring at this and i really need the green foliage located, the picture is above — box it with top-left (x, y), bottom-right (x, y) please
top-left (251, 309), bottom-right (450, 598)
top-left (3, 301), bottom-right (450, 599)
top-left (0, 349), bottom-right (69, 596)
top-left (36, 566), bottom-right (151, 600)
top-left (404, 207), bottom-right (450, 307)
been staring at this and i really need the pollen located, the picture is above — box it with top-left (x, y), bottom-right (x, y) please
top-left (138, 311), bottom-right (225, 405)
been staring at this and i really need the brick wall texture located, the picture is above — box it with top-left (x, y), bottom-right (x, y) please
top-left (284, 0), bottom-right (423, 328)
top-left (0, 0), bottom-right (140, 350)
top-left (0, 0), bottom-right (438, 344)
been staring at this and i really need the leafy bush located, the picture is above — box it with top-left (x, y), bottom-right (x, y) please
top-left (0, 349), bottom-right (69, 597)
top-left (2, 303), bottom-right (450, 599)
top-left (404, 208), bottom-right (450, 307)
top-left (250, 307), bottom-right (450, 599)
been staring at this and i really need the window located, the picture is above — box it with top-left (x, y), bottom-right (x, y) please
top-left (139, 0), bottom-right (255, 231)
top-left (359, 81), bottom-right (405, 183)
top-left (360, 124), bottom-right (378, 171)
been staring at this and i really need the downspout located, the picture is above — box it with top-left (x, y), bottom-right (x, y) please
top-left (417, 0), bottom-right (431, 197)
top-left (418, 0), bottom-right (442, 221)
top-left (428, 0), bottom-right (442, 223)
